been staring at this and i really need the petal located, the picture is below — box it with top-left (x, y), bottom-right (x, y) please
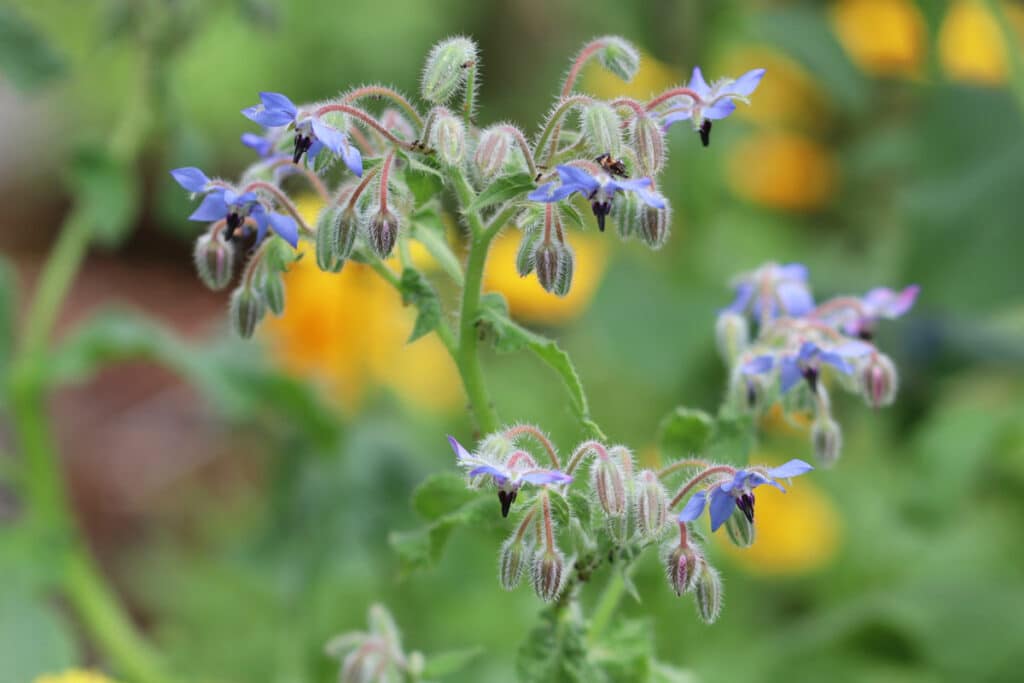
top-left (448, 435), bottom-right (472, 461)
top-left (342, 142), bottom-right (363, 177)
top-left (242, 107), bottom-right (295, 128)
top-left (746, 472), bottom-right (784, 492)
top-left (703, 99), bottom-right (737, 120)
top-left (611, 177), bottom-right (653, 192)
top-left (779, 357), bottom-right (803, 392)
top-left (677, 490), bottom-right (707, 522)
top-left (633, 186), bottom-right (666, 209)
top-left (777, 282), bottom-right (814, 316)
top-left (253, 211), bottom-right (269, 243)
top-left (742, 355), bottom-right (774, 375)
top-left (527, 183), bottom-right (558, 202)
top-left (819, 350), bottom-right (853, 374)
top-left (267, 212), bottom-right (299, 248)
top-left (833, 340), bottom-right (874, 358)
top-left (469, 465), bottom-right (508, 486)
top-left (864, 285), bottom-right (919, 318)
top-left (170, 167), bottom-right (210, 193)
top-left (708, 487), bottom-right (736, 532)
top-left (725, 282), bottom-right (754, 314)
top-left (779, 263), bottom-right (809, 282)
top-left (660, 109), bottom-right (693, 131)
top-left (311, 117), bottom-right (347, 155)
top-left (555, 165), bottom-right (599, 192)
top-left (688, 66), bottom-right (711, 97)
top-left (730, 68), bottom-right (766, 97)
top-left (188, 193), bottom-right (228, 221)
top-left (767, 459), bottom-right (813, 479)
top-left (259, 91), bottom-right (297, 116)
top-left (797, 341), bottom-right (819, 361)
top-left (241, 133), bottom-right (273, 157)
top-left (520, 470), bottom-right (573, 486)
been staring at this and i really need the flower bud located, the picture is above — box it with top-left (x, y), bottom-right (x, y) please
top-left (341, 642), bottom-right (383, 683)
top-left (582, 102), bottom-right (623, 159)
top-left (634, 470), bottom-right (669, 538)
top-left (420, 36), bottom-right (477, 104)
top-left (724, 508), bottom-right (755, 548)
top-left (193, 232), bottom-right (235, 291)
top-left (638, 202), bottom-right (671, 250)
top-left (478, 432), bottom-right (515, 463)
top-left (531, 548), bottom-right (567, 602)
top-left (474, 127), bottom-right (511, 180)
top-left (861, 353), bottom-right (898, 408)
top-left (499, 537), bottom-right (528, 590)
top-left (591, 456), bottom-right (627, 517)
top-left (366, 207), bottom-right (400, 258)
top-left (631, 115), bottom-right (666, 176)
top-left (229, 286), bottom-right (265, 339)
top-left (316, 206), bottom-right (358, 272)
top-left (693, 561), bottom-right (723, 624)
top-left (715, 312), bottom-right (750, 365)
top-left (432, 113), bottom-right (466, 166)
top-left (663, 539), bottom-right (701, 596)
top-left (611, 191), bottom-right (640, 240)
top-left (811, 416), bottom-right (842, 467)
top-left (532, 240), bottom-right (562, 293)
top-left (516, 229), bottom-right (541, 277)
top-left (260, 273), bottom-right (286, 316)
top-left (550, 242), bottom-right (574, 297)
top-left (597, 36), bottom-right (640, 82)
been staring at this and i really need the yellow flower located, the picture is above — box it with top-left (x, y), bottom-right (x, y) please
top-left (34, 670), bottom-right (119, 683)
top-left (939, 0), bottom-right (1024, 86)
top-left (830, 0), bottom-right (928, 77)
top-left (483, 229), bottom-right (609, 324)
top-left (718, 48), bottom-right (831, 132)
top-left (725, 131), bottom-right (837, 212)
top-left (713, 454), bottom-right (842, 575)
top-left (583, 49), bottom-right (681, 100)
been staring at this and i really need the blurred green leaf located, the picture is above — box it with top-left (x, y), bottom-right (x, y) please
top-left (657, 408), bottom-right (713, 458)
top-left (402, 154), bottom-right (444, 207)
top-left (0, 7), bottom-right (66, 91)
top-left (420, 646), bottom-right (482, 678)
top-left (0, 595), bottom-right (76, 682)
top-left (707, 410), bottom-right (756, 462)
top-left (400, 267), bottom-right (442, 343)
top-left (411, 208), bottom-right (464, 285)
top-left (517, 607), bottom-right (599, 683)
top-left (411, 472), bottom-right (477, 521)
top-left (66, 146), bottom-right (139, 248)
top-left (468, 173), bottom-right (535, 213)
top-left (589, 618), bottom-right (652, 683)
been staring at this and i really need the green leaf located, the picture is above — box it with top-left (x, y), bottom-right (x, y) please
top-left (477, 293), bottom-right (603, 439)
top-left (420, 647), bottom-right (482, 678)
top-left (388, 496), bottom-right (493, 576)
top-left (657, 408), bottom-right (713, 458)
top-left (411, 472), bottom-right (477, 521)
top-left (0, 595), bottom-right (76, 682)
top-left (402, 154), bottom-right (444, 207)
top-left (517, 607), bottom-right (600, 683)
top-left (67, 145), bottom-right (139, 247)
top-left (0, 7), bottom-right (66, 91)
top-left (467, 172), bottom-right (536, 213)
top-left (707, 410), bottom-right (756, 462)
top-left (411, 208), bottom-right (464, 285)
top-left (399, 268), bottom-right (442, 343)
top-left (0, 256), bottom-right (16, 386)
top-left (589, 618), bottom-right (653, 683)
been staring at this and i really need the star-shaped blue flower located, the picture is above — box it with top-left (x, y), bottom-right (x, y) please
top-left (841, 285), bottom-right (920, 339)
top-left (743, 340), bottom-right (872, 393)
top-left (725, 262), bottom-right (814, 322)
top-left (678, 460), bottom-right (812, 532)
top-left (661, 67), bottom-right (765, 146)
top-left (242, 92), bottom-right (362, 177)
top-left (528, 165), bottom-right (666, 232)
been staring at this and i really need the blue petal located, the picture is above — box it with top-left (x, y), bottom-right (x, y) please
top-left (311, 117), bottom-right (347, 155)
top-left (731, 68), bottom-right (766, 96)
top-left (188, 193), bottom-right (228, 222)
top-left (170, 167), bottom-right (210, 193)
top-left (708, 487), bottom-right (736, 532)
top-left (688, 66), bottom-right (711, 97)
top-left (242, 107), bottom-right (295, 128)
top-left (703, 99), bottom-right (736, 120)
top-left (779, 263), bottom-right (809, 282)
top-left (267, 212), bottom-right (299, 248)
top-left (527, 183), bottom-right (557, 202)
top-left (660, 109), bottom-right (693, 131)
top-left (746, 472), bottom-right (784, 492)
top-left (342, 142), bottom-right (363, 177)
top-left (555, 165), bottom-right (599, 192)
top-left (253, 210), bottom-right (269, 243)
top-left (677, 490), bottom-right (707, 522)
top-left (725, 282), bottom-right (753, 314)
top-left (819, 350), bottom-right (853, 374)
top-left (833, 340), bottom-right (874, 358)
top-left (260, 91), bottom-right (297, 116)
top-left (796, 341), bottom-right (819, 361)
top-left (609, 177), bottom-right (652, 192)
top-left (633, 186), bottom-right (666, 209)
top-left (469, 464), bottom-right (508, 485)
top-left (777, 282), bottom-right (814, 316)
top-left (742, 355), bottom-right (774, 375)
top-left (779, 357), bottom-right (803, 392)
top-left (241, 133), bottom-right (273, 157)
top-left (521, 470), bottom-right (573, 486)
top-left (864, 285), bottom-right (920, 318)
top-left (767, 459), bottom-right (813, 479)
top-left (448, 435), bottom-right (472, 461)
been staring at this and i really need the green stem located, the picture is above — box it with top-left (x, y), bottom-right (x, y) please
top-left (587, 573), bottom-right (626, 645)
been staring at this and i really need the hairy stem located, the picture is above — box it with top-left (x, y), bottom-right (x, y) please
top-left (341, 85), bottom-right (424, 128)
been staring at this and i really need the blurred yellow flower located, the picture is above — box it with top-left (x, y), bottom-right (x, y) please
top-left (714, 454), bottom-right (842, 575)
top-left (758, 403), bottom-right (813, 436)
top-left (483, 229), bottom-right (609, 324)
top-left (583, 49), bottom-right (681, 100)
top-left (718, 48), bottom-right (831, 132)
top-left (830, 0), bottom-right (928, 77)
top-left (939, 0), bottom-right (1024, 86)
top-left (726, 131), bottom-right (837, 212)
top-left (34, 671), bottom-right (119, 683)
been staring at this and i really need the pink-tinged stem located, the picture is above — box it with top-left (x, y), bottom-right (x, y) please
top-left (678, 520), bottom-right (689, 546)
top-left (266, 158), bottom-right (330, 201)
top-left (669, 465), bottom-right (736, 509)
top-left (341, 85), bottom-right (424, 128)
top-left (657, 458), bottom-right (711, 480)
top-left (645, 87), bottom-right (703, 111)
top-left (810, 296), bottom-right (869, 319)
top-left (566, 440), bottom-right (609, 476)
top-left (315, 103), bottom-right (418, 151)
top-left (344, 164), bottom-right (382, 210)
top-left (612, 97), bottom-right (646, 116)
top-left (541, 493), bottom-right (556, 551)
top-left (507, 450), bottom-right (539, 470)
top-left (562, 39), bottom-right (609, 97)
top-left (495, 124), bottom-right (538, 178)
top-left (514, 503), bottom-right (539, 542)
top-left (378, 150), bottom-right (395, 207)
top-left (242, 181), bottom-right (312, 235)
top-left (504, 424), bottom-right (561, 469)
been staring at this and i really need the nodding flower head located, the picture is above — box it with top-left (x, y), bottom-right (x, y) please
top-left (528, 165), bottom-right (665, 232)
top-left (744, 340), bottom-right (873, 394)
top-left (242, 92), bottom-right (363, 177)
top-left (448, 436), bottom-right (571, 517)
top-left (826, 285), bottom-right (920, 340)
top-left (678, 460), bottom-right (812, 532)
top-left (170, 167), bottom-right (299, 247)
top-left (725, 262), bottom-right (814, 323)
top-left (660, 67), bottom-right (765, 146)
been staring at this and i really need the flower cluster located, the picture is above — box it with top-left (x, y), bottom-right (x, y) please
top-left (169, 36), bottom-right (765, 341)
top-left (716, 262), bottom-right (919, 465)
top-left (324, 604), bottom-right (440, 683)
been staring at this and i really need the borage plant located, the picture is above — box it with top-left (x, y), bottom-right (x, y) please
top-left (172, 36), bottom-right (916, 681)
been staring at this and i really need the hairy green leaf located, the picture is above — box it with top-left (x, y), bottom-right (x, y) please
top-left (468, 172), bottom-right (536, 213)
top-left (400, 268), bottom-right (442, 343)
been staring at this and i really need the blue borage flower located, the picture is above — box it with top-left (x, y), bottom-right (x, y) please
top-left (170, 166), bottom-right (299, 247)
top-left (825, 285), bottom-right (920, 340)
top-left (449, 436), bottom-right (572, 517)
top-left (241, 131), bottom-right (276, 158)
top-left (725, 262), bottom-right (814, 322)
top-left (659, 67), bottom-right (765, 146)
top-left (743, 339), bottom-right (873, 393)
top-left (678, 459), bottom-right (812, 532)
top-left (242, 92), bottom-right (363, 177)
top-left (528, 165), bottom-right (666, 232)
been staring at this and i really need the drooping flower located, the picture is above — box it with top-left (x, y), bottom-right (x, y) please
top-left (744, 340), bottom-right (873, 393)
top-left (725, 262), bottom-right (814, 322)
top-left (241, 131), bottom-right (276, 157)
top-left (170, 167), bottom-right (299, 247)
top-left (528, 165), bottom-right (665, 231)
top-left (678, 460), bottom-right (813, 532)
top-left (449, 436), bottom-right (572, 517)
top-left (242, 92), bottom-right (363, 176)
top-left (660, 66), bottom-right (765, 146)
top-left (825, 285), bottom-right (920, 339)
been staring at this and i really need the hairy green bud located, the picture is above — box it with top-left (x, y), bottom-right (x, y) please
top-left (433, 113), bottom-right (466, 166)
top-left (421, 36), bottom-right (478, 104)
top-left (531, 548), bottom-right (567, 602)
top-left (366, 207), bottom-right (400, 259)
top-left (635, 470), bottom-right (669, 538)
top-left (724, 508), bottom-right (755, 548)
top-left (639, 201), bottom-right (671, 250)
top-left (193, 232), bottom-right (235, 291)
top-left (582, 101), bottom-right (623, 158)
top-left (812, 416), bottom-right (842, 467)
top-left (499, 537), bottom-right (528, 590)
top-left (260, 272), bottom-right (286, 316)
top-left (229, 286), bottom-right (265, 339)
top-left (715, 312), bottom-right (750, 365)
top-left (632, 114), bottom-right (666, 176)
top-left (474, 126), bottom-right (511, 180)
top-left (597, 36), bottom-right (640, 82)
top-left (693, 561), bottom-right (723, 624)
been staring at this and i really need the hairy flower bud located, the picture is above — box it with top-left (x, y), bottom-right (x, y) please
top-left (861, 353), bottom-right (898, 408)
top-left (612, 191), bottom-right (640, 240)
top-left (531, 548), bottom-right (567, 602)
top-left (638, 201), bottom-right (671, 250)
top-left (811, 416), bottom-right (842, 467)
top-left (591, 456), bottom-right (627, 517)
top-left (499, 537), bottom-right (528, 590)
top-left (533, 241), bottom-right (562, 293)
top-left (421, 36), bottom-right (477, 104)
top-left (516, 229), bottom-right (541, 277)
top-left (631, 115), bottom-right (666, 176)
top-left (260, 273), bottom-right (286, 316)
top-left (551, 242), bottom-right (575, 297)
top-left (316, 206), bottom-right (358, 272)
top-left (693, 561), bottom-right (723, 624)
top-left (715, 312), bottom-right (750, 365)
top-left (193, 232), bottom-right (235, 291)
top-left (229, 286), bottom-right (265, 339)
top-left (597, 36), bottom-right (640, 82)
top-left (474, 127), bottom-right (511, 180)
top-left (635, 470), bottom-right (669, 538)
top-left (664, 539), bottom-right (701, 596)
top-left (582, 101), bottom-right (623, 158)
top-left (367, 207), bottom-right (400, 258)
top-left (724, 508), bottom-right (755, 548)
top-left (433, 113), bottom-right (466, 166)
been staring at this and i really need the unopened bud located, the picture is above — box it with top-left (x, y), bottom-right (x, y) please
top-left (478, 432), bottom-right (515, 463)
top-left (635, 470), bottom-right (669, 538)
top-left (499, 537), bottom-right (528, 590)
top-left (531, 548), bottom-right (567, 602)
top-left (194, 232), bottom-right (235, 291)
top-left (612, 191), bottom-right (640, 240)
top-left (516, 229), bottom-right (541, 277)
top-left (664, 539), bottom-right (701, 596)
top-left (861, 353), bottom-right (898, 408)
top-left (632, 115), bottom-right (666, 176)
top-left (638, 201), bottom-right (671, 250)
top-left (367, 207), bottom-right (401, 258)
top-left (715, 312), bottom-right (750, 365)
top-left (693, 561), bottom-right (723, 624)
top-left (421, 36), bottom-right (477, 104)
top-left (229, 286), bottom-right (265, 339)
top-left (811, 416), bottom-right (842, 467)
top-left (724, 508), bottom-right (755, 548)
top-left (582, 102), bottom-right (623, 159)
top-left (341, 642), bottom-right (382, 683)
top-left (260, 272), bottom-right (286, 316)
top-left (551, 242), bottom-right (574, 297)
top-left (597, 36), bottom-right (640, 82)
top-left (532, 241), bottom-right (562, 293)
top-left (592, 456), bottom-right (627, 517)
top-left (474, 127), bottom-right (511, 180)
top-left (316, 206), bottom-right (359, 272)
top-left (432, 113), bottom-right (466, 166)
